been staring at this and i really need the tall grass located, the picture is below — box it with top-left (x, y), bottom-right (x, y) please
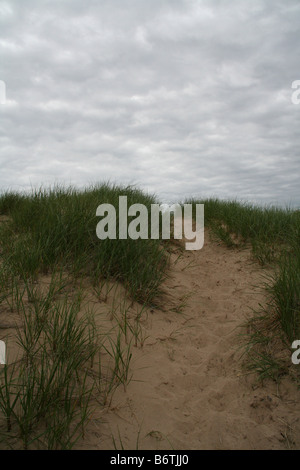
top-left (0, 183), bottom-right (169, 303)
top-left (185, 197), bottom-right (298, 261)
top-left (0, 286), bottom-right (96, 449)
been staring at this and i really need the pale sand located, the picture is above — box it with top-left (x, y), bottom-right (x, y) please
top-left (76, 228), bottom-right (300, 450)
top-left (1, 227), bottom-right (299, 449)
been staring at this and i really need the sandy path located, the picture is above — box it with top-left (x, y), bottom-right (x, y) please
top-left (77, 228), bottom-right (299, 450)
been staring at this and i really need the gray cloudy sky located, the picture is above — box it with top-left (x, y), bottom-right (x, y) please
top-left (1, 0), bottom-right (300, 207)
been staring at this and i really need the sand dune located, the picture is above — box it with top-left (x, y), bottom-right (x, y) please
top-left (1, 227), bottom-right (299, 450)
top-left (75, 228), bottom-right (300, 450)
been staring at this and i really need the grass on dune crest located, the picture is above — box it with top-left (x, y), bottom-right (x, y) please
top-left (186, 197), bottom-right (300, 385)
top-left (0, 183), bottom-right (170, 304)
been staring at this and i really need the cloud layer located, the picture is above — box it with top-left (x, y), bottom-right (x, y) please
top-left (1, 0), bottom-right (300, 207)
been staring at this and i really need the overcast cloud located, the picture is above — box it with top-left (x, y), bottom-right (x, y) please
top-left (1, 0), bottom-right (299, 207)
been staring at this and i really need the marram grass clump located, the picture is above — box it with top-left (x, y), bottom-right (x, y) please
top-left (0, 183), bottom-right (170, 304)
